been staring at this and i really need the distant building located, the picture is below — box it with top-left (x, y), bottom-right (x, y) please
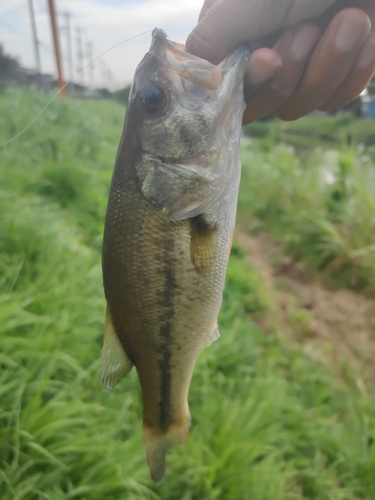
top-left (362, 94), bottom-right (375, 119)
top-left (23, 68), bottom-right (55, 90)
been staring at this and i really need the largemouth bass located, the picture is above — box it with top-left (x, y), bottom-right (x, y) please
top-left (101, 28), bottom-right (249, 483)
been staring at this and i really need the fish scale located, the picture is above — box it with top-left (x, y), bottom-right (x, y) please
top-left (101, 28), bottom-right (249, 483)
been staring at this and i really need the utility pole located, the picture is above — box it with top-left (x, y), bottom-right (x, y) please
top-left (86, 41), bottom-right (94, 89)
top-left (100, 60), bottom-right (106, 89)
top-left (28, 0), bottom-right (42, 81)
top-left (107, 68), bottom-right (112, 91)
top-left (76, 26), bottom-right (84, 87)
top-left (64, 12), bottom-right (73, 81)
top-left (47, 0), bottom-right (66, 96)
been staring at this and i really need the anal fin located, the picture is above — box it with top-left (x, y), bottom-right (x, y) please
top-left (205, 321), bottom-right (220, 348)
top-left (101, 308), bottom-right (133, 390)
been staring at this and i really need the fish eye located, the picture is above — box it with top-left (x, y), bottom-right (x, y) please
top-left (140, 85), bottom-right (167, 115)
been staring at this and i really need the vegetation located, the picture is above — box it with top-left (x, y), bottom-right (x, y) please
top-left (0, 45), bottom-right (26, 87)
top-left (238, 138), bottom-right (375, 290)
top-left (112, 85), bottom-right (132, 105)
top-left (1, 89), bottom-right (375, 499)
top-left (243, 113), bottom-right (375, 150)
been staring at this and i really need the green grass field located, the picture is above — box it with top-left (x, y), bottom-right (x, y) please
top-left (1, 90), bottom-right (375, 499)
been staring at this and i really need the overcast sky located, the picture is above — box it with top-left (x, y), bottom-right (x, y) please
top-left (0, 0), bottom-right (202, 89)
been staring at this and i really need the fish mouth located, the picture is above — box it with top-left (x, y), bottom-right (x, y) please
top-left (151, 28), bottom-right (223, 91)
top-left (151, 28), bottom-right (250, 93)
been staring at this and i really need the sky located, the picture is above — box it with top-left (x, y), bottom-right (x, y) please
top-left (0, 0), bottom-right (202, 90)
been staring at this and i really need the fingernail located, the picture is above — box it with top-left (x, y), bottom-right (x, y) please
top-left (358, 33), bottom-right (375, 68)
top-left (246, 51), bottom-right (282, 86)
top-left (335, 12), bottom-right (370, 52)
top-left (291, 25), bottom-right (320, 62)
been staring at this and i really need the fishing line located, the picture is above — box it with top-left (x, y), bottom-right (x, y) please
top-left (0, 30), bottom-right (155, 148)
top-left (0, 28), bottom-right (199, 148)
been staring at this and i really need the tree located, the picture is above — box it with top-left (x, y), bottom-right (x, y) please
top-left (366, 76), bottom-right (375, 97)
top-left (112, 85), bottom-right (131, 105)
top-left (0, 45), bottom-right (25, 84)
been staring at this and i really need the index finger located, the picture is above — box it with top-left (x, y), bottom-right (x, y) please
top-left (198, 0), bottom-right (216, 22)
top-left (186, 0), bottom-right (337, 63)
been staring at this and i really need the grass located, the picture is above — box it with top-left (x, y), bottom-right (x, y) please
top-left (238, 141), bottom-right (375, 290)
top-left (243, 113), bottom-right (375, 151)
top-left (1, 89), bottom-right (375, 499)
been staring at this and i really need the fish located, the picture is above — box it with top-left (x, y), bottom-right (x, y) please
top-left (101, 28), bottom-right (249, 483)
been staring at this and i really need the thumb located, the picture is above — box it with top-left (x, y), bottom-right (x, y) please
top-left (186, 0), bottom-right (338, 63)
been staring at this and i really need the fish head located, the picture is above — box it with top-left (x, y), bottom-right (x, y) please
top-left (126, 28), bottom-right (250, 221)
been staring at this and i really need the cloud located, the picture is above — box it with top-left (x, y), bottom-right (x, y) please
top-left (0, 0), bottom-right (25, 16)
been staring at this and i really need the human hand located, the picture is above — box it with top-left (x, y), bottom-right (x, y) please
top-left (186, 0), bottom-right (375, 124)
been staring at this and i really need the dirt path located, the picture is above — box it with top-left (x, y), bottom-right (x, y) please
top-left (236, 231), bottom-right (375, 384)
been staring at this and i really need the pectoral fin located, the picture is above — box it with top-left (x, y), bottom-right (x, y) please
top-left (190, 215), bottom-right (218, 275)
top-left (101, 309), bottom-right (133, 390)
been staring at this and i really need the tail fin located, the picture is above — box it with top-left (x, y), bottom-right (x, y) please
top-left (143, 419), bottom-right (190, 483)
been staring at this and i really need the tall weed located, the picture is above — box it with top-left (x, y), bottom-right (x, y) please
top-left (239, 142), bottom-right (375, 289)
top-left (0, 90), bottom-right (375, 498)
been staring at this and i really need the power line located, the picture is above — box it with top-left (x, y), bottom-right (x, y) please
top-left (0, 18), bottom-right (53, 53)
top-left (0, 19), bottom-right (29, 42)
